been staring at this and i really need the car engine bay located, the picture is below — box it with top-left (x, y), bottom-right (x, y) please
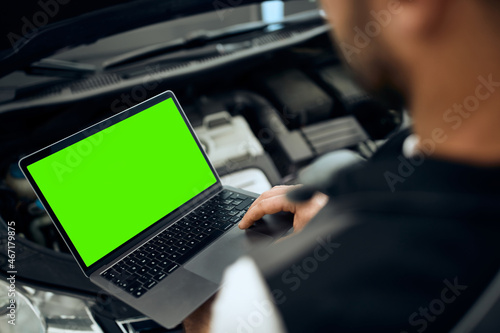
top-left (0, 3), bottom-right (404, 331)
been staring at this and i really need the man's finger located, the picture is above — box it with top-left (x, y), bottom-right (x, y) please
top-left (238, 194), bottom-right (295, 229)
top-left (246, 185), bottom-right (298, 212)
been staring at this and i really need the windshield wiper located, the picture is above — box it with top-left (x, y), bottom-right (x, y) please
top-left (102, 22), bottom-right (265, 70)
top-left (27, 59), bottom-right (97, 78)
top-left (102, 9), bottom-right (322, 70)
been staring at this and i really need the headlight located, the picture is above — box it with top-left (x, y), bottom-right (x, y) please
top-left (0, 279), bottom-right (103, 333)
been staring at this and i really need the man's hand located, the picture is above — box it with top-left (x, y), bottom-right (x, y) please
top-left (238, 185), bottom-right (329, 232)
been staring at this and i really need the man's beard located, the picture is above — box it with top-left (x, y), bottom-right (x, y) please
top-left (330, 5), bottom-right (407, 113)
top-left (335, 41), bottom-right (406, 112)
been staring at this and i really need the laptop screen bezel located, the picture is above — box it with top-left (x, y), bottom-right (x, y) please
top-left (19, 90), bottom-right (222, 276)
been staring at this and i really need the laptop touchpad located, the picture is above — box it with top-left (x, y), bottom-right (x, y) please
top-left (185, 227), bottom-right (273, 284)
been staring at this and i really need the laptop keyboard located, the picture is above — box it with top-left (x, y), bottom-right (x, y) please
top-left (100, 189), bottom-right (255, 298)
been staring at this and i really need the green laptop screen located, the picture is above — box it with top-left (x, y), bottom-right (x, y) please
top-left (27, 98), bottom-right (217, 267)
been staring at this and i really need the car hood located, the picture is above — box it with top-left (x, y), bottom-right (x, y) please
top-left (0, 0), bottom-right (268, 77)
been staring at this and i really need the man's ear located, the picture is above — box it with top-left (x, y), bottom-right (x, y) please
top-left (393, 0), bottom-right (450, 37)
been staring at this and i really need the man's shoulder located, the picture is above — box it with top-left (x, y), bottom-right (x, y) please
top-left (252, 193), bottom-right (500, 333)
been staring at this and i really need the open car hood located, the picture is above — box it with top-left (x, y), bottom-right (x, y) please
top-left (0, 0), bottom-right (272, 77)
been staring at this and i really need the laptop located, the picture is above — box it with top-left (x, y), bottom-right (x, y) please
top-left (19, 90), bottom-right (292, 328)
